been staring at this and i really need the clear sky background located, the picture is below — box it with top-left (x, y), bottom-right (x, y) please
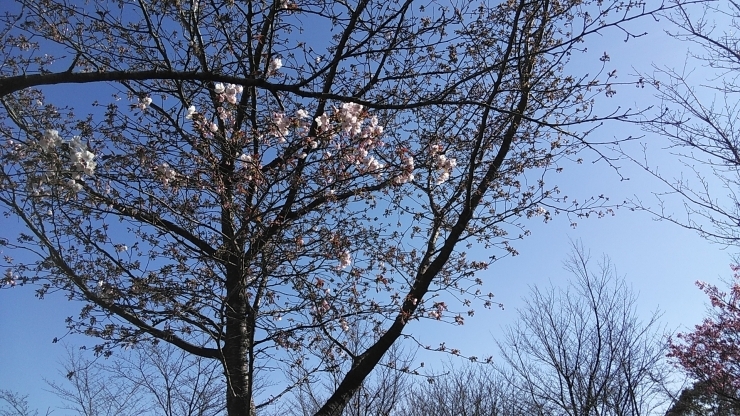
top-left (0, 1), bottom-right (736, 413)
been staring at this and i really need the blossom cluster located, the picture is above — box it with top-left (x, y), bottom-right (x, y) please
top-left (393, 155), bottom-right (415, 184)
top-left (156, 162), bottom-right (177, 186)
top-left (428, 301), bottom-right (448, 320)
top-left (39, 128), bottom-right (61, 151)
top-left (37, 129), bottom-right (97, 192)
top-left (336, 105), bottom-right (387, 177)
top-left (269, 103), bottom-right (388, 178)
top-left (310, 103), bottom-right (384, 139)
top-left (431, 144), bottom-right (456, 184)
top-left (319, 104), bottom-right (387, 176)
top-left (337, 250), bottom-right (352, 269)
top-left (68, 136), bottom-right (97, 175)
top-left (3, 269), bottom-right (18, 287)
top-left (272, 112), bottom-right (292, 141)
top-left (337, 102), bottom-right (365, 136)
top-left (129, 92), bottom-right (421, 192)
top-left (186, 106), bottom-right (197, 119)
top-left (268, 57), bottom-right (282, 75)
top-left (214, 83), bottom-right (244, 105)
top-left (136, 96), bottom-right (153, 110)
top-left (527, 205), bottom-right (551, 222)
top-left (354, 131), bottom-right (385, 175)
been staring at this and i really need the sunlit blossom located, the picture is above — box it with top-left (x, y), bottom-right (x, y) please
top-left (338, 250), bottom-right (351, 269)
top-left (315, 113), bottom-right (330, 132)
top-left (338, 102), bottom-right (364, 136)
top-left (434, 153), bottom-right (456, 185)
top-left (214, 83), bottom-right (242, 105)
top-left (394, 155), bottom-right (415, 184)
top-left (136, 96), bottom-right (152, 110)
top-left (68, 136), bottom-right (97, 175)
top-left (39, 129), bottom-right (61, 151)
top-left (157, 162), bottom-right (177, 185)
top-left (66, 178), bottom-right (82, 192)
top-left (268, 57), bottom-right (282, 74)
top-left (224, 84), bottom-right (240, 104)
top-left (186, 105), bottom-right (197, 119)
top-left (272, 112), bottom-right (290, 137)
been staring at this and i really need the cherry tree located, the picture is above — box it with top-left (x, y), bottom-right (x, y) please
top-left (668, 268), bottom-right (740, 409)
top-left (0, 0), bottom-right (672, 415)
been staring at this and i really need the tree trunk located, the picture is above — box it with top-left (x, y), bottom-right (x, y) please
top-left (223, 309), bottom-right (254, 415)
top-left (223, 261), bottom-right (255, 416)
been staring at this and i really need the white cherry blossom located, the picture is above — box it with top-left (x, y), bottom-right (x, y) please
top-left (268, 57), bottom-right (282, 74)
top-left (338, 250), bottom-right (351, 269)
top-left (315, 113), bottom-right (330, 132)
top-left (136, 96), bottom-right (152, 110)
top-left (39, 129), bottom-right (61, 151)
top-left (185, 105), bottom-right (197, 119)
top-left (157, 162), bottom-right (177, 185)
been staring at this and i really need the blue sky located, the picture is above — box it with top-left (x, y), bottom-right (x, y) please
top-left (1, 1), bottom-right (736, 413)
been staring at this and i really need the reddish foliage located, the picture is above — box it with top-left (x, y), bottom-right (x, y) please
top-left (668, 266), bottom-right (740, 404)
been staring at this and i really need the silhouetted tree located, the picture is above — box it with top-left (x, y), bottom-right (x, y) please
top-left (47, 343), bottom-right (224, 416)
top-left (497, 244), bottom-right (670, 416)
top-left (665, 380), bottom-right (740, 416)
top-left (0, 390), bottom-right (49, 416)
top-left (398, 362), bottom-right (526, 416)
top-left (631, 0), bottom-right (740, 246)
